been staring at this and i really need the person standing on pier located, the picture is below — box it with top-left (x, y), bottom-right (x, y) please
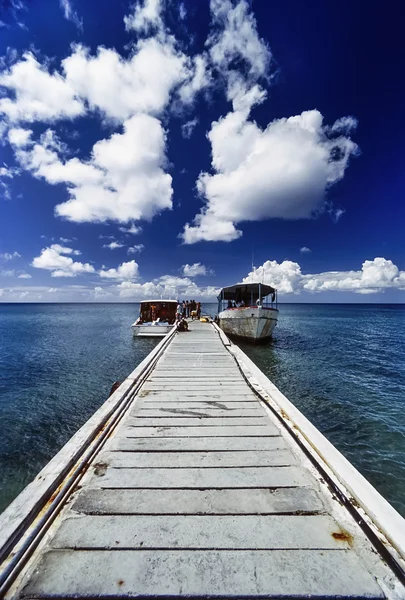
top-left (196, 301), bottom-right (201, 319)
top-left (185, 300), bottom-right (190, 318)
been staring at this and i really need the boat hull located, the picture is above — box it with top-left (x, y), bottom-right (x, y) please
top-left (218, 307), bottom-right (278, 342)
top-left (131, 323), bottom-right (174, 338)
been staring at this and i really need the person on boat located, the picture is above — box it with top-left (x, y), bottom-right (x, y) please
top-left (227, 299), bottom-right (233, 309)
top-left (151, 304), bottom-right (157, 321)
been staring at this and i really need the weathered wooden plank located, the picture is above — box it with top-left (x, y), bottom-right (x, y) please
top-left (143, 383), bottom-right (247, 388)
top-left (73, 487), bottom-right (325, 515)
top-left (132, 406), bottom-right (266, 417)
top-left (101, 449), bottom-right (297, 468)
top-left (109, 436), bottom-right (285, 452)
top-left (148, 376), bottom-right (241, 381)
top-left (139, 391), bottom-right (257, 400)
top-left (92, 466), bottom-right (311, 488)
top-left (125, 417), bottom-right (268, 427)
top-left (123, 425), bottom-right (279, 437)
top-left (135, 401), bottom-right (260, 410)
top-left (21, 549), bottom-right (384, 598)
top-left (150, 371), bottom-right (240, 377)
top-left (51, 514), bottom-right (347, 550)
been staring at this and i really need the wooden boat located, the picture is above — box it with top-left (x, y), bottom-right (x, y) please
top-left (131, 300), bottom-right (177, 337)
top-left (217, 283), bottom-right (278, 342)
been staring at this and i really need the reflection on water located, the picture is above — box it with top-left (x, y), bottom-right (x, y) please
top-left (0, 302), bottom-right (404, 517)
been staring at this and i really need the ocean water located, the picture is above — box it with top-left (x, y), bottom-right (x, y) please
top-left (0, 303), bottom-right (404, 516)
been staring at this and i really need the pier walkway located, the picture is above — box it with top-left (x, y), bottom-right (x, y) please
top-left (1, 320), bottom-right (405, 598)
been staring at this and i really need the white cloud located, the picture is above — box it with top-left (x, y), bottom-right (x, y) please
top-left (32, 244), bottom-right (95, 277)
top-left (244, 260), bottom-right (303, 294)
top-left (18, 273), bottom-right (32, 279)
top-left (181, 117), bottom-right (198, 139)
top-left (128, 244), bottom-right (145, 254)
top-left (0, 52), bottom-right (85, 123)
top-left (63, 39), bottom-right (189, 122)
top-left (124, 0), bottom-right (163, 34)
top-left (119, 223), bottom-right (142, 236)
top-left (180, 1), bottom-right (358, 244)
top-left (243, 257), bottom-right (405, 295)
top-left (0, 251), bottom-right (21, 260)
top-left (207, 0), bottom-right (271, 106)
top-left (11, 115), bottom-right (173, 224)
top-left (8, 127), bottom-right (32, 147)
top-left (300, 247), bottom-right (311, 254)
top-left (117, 276), bottom-right (219, 300)
top-left (118, 280), bottom-right (162, 298)
top-left (103, 241), bottom-right (125, 250)
top-left (182, 109), bottom-right (358, 244)
top-left (99, 260), bottom-right (139, 281)
top-left (177, 55), bottom-right (210, 107)
top-left (182, 262), bottom-right (212, 277)
top-left (59, 0), bottom-right (83, 31)
top-left (93, 286), bottom-right (113, 299)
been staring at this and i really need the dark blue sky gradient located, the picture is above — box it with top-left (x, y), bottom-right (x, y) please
top-left (0, 0), bottom-right (404, 301)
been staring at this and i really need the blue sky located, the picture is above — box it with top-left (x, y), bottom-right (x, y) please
top-left (0, 0), bottom-right (404, 302)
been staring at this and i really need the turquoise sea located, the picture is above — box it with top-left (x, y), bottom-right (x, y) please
top-left (0, 303), bottom-right (404, 515)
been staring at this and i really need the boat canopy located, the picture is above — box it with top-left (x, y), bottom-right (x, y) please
top-left (218, 283), bottom-right (276, 303)
top-left (138, 300), bottom-right (177, 325)
top-left (140, 299), bottom-right (177, 305)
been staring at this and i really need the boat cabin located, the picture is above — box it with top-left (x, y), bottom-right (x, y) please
top-left (218, 283), bottom-right (277, 312)
top-left (138, 300), bottom-right (177, 324)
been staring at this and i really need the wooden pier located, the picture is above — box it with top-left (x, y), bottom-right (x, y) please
top-left (1, 320), bottom-right (405, 598)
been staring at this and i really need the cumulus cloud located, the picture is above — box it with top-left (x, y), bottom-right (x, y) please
top-left (128, 244), bottom-right (145, 254)
top-left (1, 0), bottom-right (209, 232)
top-left (99, 260), bottom-right (139, 281)
top-left (300, 247), bottom-right (311, 254)
top-left (117, 276), bottom-right (218, 300)
top-left (8, 127), bottom-right (32, 147)
top-left (103, 241), bottom-right (125, 250)
top-left (0, 52), bottom-right (85, 123)
top-left (32, 244), bottom-right (95, 277)
top-left (243, 257), bottom-right (405, 295)
top-left (18, 272), bottom-right (32, 279)
top-left (182, 262), bottom-right (212, 277)
top-left (207, 0), bottom-right (271, 106)
top-left (62, 39), bottom-right (189, 122)
top-left (180, 1), bottom-right (358, 244)
top-left (124, 0), bottom-right (163, 34)
top-left (182, 109), bottom-right (358, 244)
top-left (10, 116), bottom-right (173, 224)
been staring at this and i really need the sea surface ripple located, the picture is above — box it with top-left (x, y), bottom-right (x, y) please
top-left (0, 302), bottom-right (404, 516)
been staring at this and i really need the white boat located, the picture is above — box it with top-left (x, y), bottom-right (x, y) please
top-left (131, 300), bottom-right (177, 337)
top-left (217, 283), bottom-right (279, 343)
